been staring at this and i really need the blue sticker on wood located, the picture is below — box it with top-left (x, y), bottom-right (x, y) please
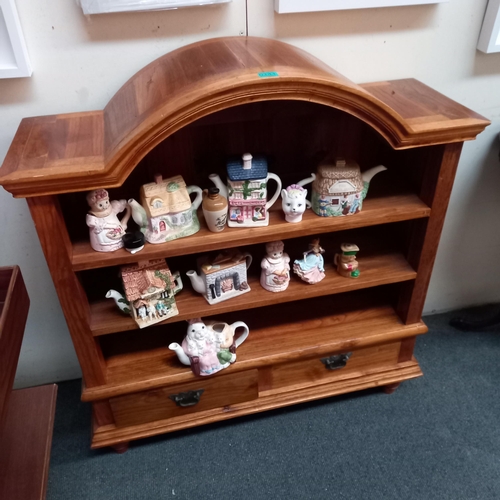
top-left (258, 71), bottom-right (279, 78)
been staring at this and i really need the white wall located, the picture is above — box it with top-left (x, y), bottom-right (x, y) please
top-left (1, 0), bottom-right (499, 387)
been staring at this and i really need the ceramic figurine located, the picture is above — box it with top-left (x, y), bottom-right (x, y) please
top-left (86, 189), bottom-right (131, 252)
top-left (208, 153), bottom-right (282, 227)
top-left (293, 238), bottom-right (326, 284)
top-left (186, 249), bottom-right (252, 305)
top-left (202, 187), bottom-right (228, 232)
top-left (334, 243), bottom-right (360, 278)
top-left (169, 318), bottom-right (249, 376)
top-left (297, 158), bottom-right (386, 217)
top-left (260, 240), bottom-right (290, 292)
top-left (106, 259), bottom-right (183, 328)
top-left (281, 184), bottom-right (311, 223)
top-left (129, 174), bottom-right (202, 244)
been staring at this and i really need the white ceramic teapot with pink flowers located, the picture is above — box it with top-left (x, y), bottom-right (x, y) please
top-left (169, 318), bottom-right (249, 376)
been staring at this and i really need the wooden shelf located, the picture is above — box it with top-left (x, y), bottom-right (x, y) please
top-left (73, 193), bottom-right (430, 272)
top-left (89, 252), bottom-right (416, 336)
top-left (82, 297), bottom-right (428, 401)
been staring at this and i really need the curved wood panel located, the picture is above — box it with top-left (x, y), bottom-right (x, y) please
top-left (0, 37), bottom-right (489, 197)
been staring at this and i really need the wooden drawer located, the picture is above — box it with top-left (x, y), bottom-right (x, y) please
top-left (110, 369), bottom-right (259, 427)
top-left (263, 342), bottom-right (401, 394)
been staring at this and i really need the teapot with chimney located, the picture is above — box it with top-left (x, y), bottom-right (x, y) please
top-left (128, 174), bottom-right (203, 244)
top-left (208, 153), bottom-right (282, 228)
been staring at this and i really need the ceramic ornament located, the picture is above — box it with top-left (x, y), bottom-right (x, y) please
top-left (208, 153), bottom-right (282, 228)
top-left (293, 238), bottom-right (326, 284)
top-left (260, 240), bottom-right (290, 292)
top-left (129, 174), bottom-right (203, 244)
top-left (86, 189), bottom-right (131, 252)
top-left (106, 259), bottom-right (183, 328)
top-left (186, 249), bottom-right (252, 305)
top-left (297, 158), bottom-right (386, 217)
top-left (169, 318), bottom-right (249, 377)
top-left (334, 243), bottom-right (360, 278)
top-left (202, 187), bottom-right (228, 232)
top-left (281, 184), bottom-right (311, 223)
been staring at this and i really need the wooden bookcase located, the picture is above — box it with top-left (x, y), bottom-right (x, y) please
top-left (0, 37), bottom-right (489, 451)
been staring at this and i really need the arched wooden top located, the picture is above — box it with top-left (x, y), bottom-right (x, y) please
top-left (0, 37), bottom-right (489, 197)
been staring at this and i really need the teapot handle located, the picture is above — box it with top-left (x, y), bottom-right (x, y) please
top-left (242, 252), bottom-right (253, 270)
top-left (231, 321), bottom-right (249, 348)
top-left (187, 186), bottom-right (203, 211)
top-left (265, 173), bottom-right (282, 210)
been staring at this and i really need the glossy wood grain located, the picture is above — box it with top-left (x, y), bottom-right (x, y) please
top-left (90, 252), bottom-right (416, 336)
top-left (0, 385), bottom-right (57, 500)
top-left (0, 38), bottom-right (489, 198)
top-left (90, 360), bottom-right (422, 449)
top-left (72, 193), bottom-right (430, 272)
top-left (110, 369), bottom-right (258, 428)
top-left (82, 299), bottom-right (427, 401)
top-left (0, 266), bottom-right (29, 429)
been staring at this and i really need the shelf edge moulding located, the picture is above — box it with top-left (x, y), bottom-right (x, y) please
top-left (0, 0), bottom-right (31, 78)
top-left (79, 0), bottom-right (231, 15)
top-left (275, 0), bottom-right (449, 14)
top-left (477, 0), bottom-right (500, 53)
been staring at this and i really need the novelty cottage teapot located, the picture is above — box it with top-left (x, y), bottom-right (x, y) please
top-left (169, 318), bottom-right (249, 376)
top-left (209, 153), bottom-right (282, 227)
top-left (298, 158), bottom-right (386, 217)
top-left (129, 174), bottom-right (202, 244)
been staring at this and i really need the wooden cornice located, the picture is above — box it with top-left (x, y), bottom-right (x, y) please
top-left (0, 36), bottom-right (490, 198)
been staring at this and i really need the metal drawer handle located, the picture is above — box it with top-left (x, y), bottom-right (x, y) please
top-left (168, 389), bottom-right (205, 407)
top-left (320, 352), bottom-right (352, 370)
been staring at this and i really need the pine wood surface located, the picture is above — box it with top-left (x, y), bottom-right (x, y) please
top-left (72, 193), bottom-right (430, 271)
top-left (110, 369), bottom-right (259, 428)
top-left (0, 266), bottom-right (29, 429)
top-left (90, 360), bottom-right (422, 449)
top-left (82, 299), bottom-right (427, 401)
top-left (0, 38), bottom-right (489, 198)
top-left (0, 384), bottom-right (57, 500)
top-left (90, 252), bottom-right (417, 336)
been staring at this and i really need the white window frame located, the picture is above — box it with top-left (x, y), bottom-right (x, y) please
top-left (477, 0), bottom-right (500, 53)
top-left (0, 0), bottom-right (31, 78)
top-left (275, 0), bottom-right (448, 14)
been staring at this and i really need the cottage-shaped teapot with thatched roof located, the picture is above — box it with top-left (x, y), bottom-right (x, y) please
top-left (298, 158), bottom-right (386, 217)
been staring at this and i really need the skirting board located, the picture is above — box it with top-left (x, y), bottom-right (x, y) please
top-left (275, 0), bottom-right (449, 14)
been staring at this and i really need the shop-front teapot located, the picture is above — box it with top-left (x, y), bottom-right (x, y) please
top-left (169, 318), bottom-right (249, 376)
top-left (209, 153), bottom-right (282, 227)
top-left (298, 158), bottom-right (386, 217)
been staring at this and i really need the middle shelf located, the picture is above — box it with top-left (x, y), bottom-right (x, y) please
top-left (89, 252), bottom-right (416, 336)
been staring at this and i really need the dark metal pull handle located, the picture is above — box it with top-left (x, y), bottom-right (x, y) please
top-left (320, 352), bottom-right (352, 370)
top-left (169, 389), bottom-right (205, 407)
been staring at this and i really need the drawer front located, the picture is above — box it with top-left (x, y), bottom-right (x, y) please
top-left (110, 369), bottom-right (258, 427)
top-left (266, 342), bottom-right (401, 393)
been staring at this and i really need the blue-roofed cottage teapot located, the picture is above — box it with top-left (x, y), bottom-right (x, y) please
top-left (208, 153), bottom-right (282, 228)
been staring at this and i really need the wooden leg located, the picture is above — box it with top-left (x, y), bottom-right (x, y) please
top-left (111, 442), bottom-right (130, 454)
top-left (383, 383), bottom-right (401, 394)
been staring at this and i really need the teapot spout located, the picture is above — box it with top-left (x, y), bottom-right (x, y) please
top-left (297, 173), bottom-right (316, 187)
top-left (168, 342), bottom-right (191, 366)
top-left (186, 270), bottom-right (207, 295)
top-left (361, 165), bottom-right (387, 185)
top-left (208, 173), bottom-right (228, 199)
top-left (105, 289), bottom-right (131, 316)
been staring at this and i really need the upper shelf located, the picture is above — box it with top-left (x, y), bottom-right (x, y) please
top-left (72, 192), bottom-right (430, 271)
top-left (0, 37), bottom-right (490, 198)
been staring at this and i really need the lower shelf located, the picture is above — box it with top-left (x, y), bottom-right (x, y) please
top-left (83, 293), bottom-right (428, 402)
top-left (90, 358), bottom-right (422, 449)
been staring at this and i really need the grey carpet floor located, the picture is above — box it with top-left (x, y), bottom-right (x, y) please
top-left (46, 309), bottom-right (500, 500)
